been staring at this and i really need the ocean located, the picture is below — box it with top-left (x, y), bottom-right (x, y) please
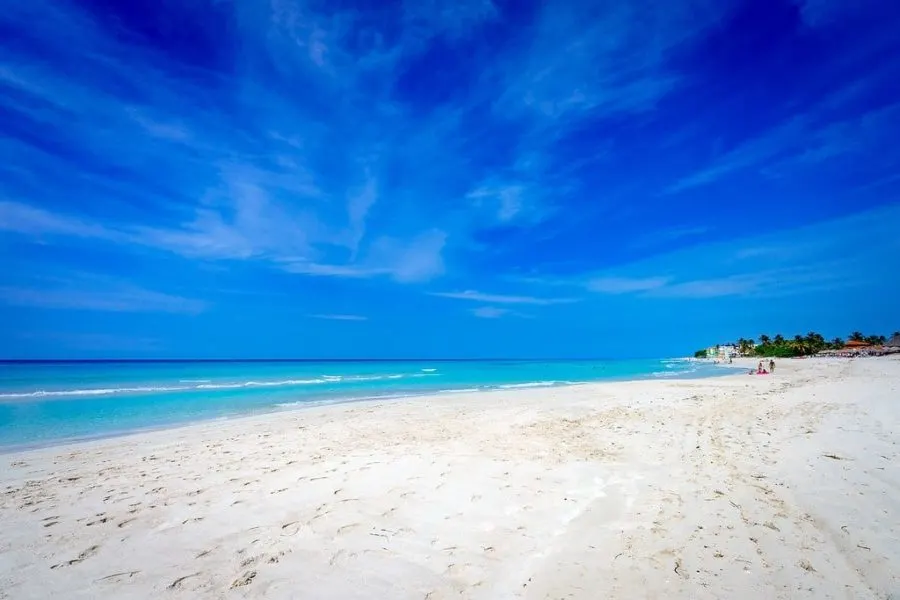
top-left (0, 359), bottom-right (731, 450)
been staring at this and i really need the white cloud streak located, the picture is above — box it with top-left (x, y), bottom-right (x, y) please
top-left (470, 306), bottom-right (532, 319)
top-left (1, 0), bottom-right (459, 283)
top-left (579, 203), bottom-right (900, 299)
top-left (308, 313), bottom-right (368, 321)
top-left (666, 94), bottom-right (900, 194)
top-left (0, 284), bottom-right (206, 314)
top-left (281, 229), bottom-right (446, 283)
top-left (588, 277), bottom-right (671, 294)
top-left (430, 290), bottom-right (578, 305)
top-left (0, 200), bottom-right (119, 241)
top-left (471, 306), bottom-right (509, 319)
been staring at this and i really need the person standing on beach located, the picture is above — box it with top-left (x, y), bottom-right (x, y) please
top-left (769, 359), bottom-right (775, 373)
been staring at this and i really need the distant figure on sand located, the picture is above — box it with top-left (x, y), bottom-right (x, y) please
top-left (769, 360), bottom-right (775, 373)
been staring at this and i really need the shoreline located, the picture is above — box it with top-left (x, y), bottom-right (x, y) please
top-left (0, 361), bottom-right (744, 454)
top-left (2, 357), bottom-right (897, 598)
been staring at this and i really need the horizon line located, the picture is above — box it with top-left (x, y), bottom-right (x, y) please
top-left (0, 356), bottom-right (655, 364)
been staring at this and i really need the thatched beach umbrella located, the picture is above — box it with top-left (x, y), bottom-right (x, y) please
top-left (843, 340), bottom-right (872, 350)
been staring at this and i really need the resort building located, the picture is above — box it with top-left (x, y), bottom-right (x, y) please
top-left (705, 344), bottom-right (737, 359)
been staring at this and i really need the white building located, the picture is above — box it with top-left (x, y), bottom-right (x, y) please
top-left (706, 344), bottom-right (737, 359)
top-left (718, 345), bottom-right (737, 359)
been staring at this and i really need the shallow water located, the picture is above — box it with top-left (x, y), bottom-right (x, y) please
top-left (0, 358), bottom-right (733, 449)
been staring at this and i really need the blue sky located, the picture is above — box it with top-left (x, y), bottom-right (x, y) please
top-left (1, 0), bottom-right (899, 359)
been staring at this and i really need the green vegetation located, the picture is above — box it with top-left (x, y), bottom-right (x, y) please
top-left (695, 331), bottom-right (892, 359)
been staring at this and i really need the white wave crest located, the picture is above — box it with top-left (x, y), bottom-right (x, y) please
top-left (0, 385), bottom-right (188, 399)
top-left (496, 381), bottom-right (560, 389)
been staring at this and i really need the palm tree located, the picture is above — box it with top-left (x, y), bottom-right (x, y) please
top-left (805, 331), bottom-right (825, 351)
top-left (739, 338), bottom-right (754, 355)
top-left (759, 334), bottom-right (771, 346)
top-left (832, 337), bottom-right (844, 349)
top-left (850, 331), bottom-right (864, 342)
top-left (773, 334), bottom-right (785, 345)
top-left (791, 334), bottom-right (809, 355)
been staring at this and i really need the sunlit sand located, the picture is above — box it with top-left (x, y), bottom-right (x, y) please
top-left (2, 357), bottom-right (898, 598)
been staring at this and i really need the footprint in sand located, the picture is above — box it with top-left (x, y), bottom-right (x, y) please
top-left (336, 523), bottom-right (362, 535)
top-left (230, 570), bottom-right (257, 588)
top-left (51, 544), bottom-right (101, 569)
top-left (240, 555), bottom-right (263, 568)
top-left (95, 570), bottom-right (140, 583)
top-left (167, 573), bottom-right (201, 590)
top-left (329, 549), bottom-right (347, 566)
top-left (280, 521), bottom-right (304, 536)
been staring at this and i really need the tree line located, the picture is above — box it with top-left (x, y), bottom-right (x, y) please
top-left (695, 331), bottom-right (899, 359)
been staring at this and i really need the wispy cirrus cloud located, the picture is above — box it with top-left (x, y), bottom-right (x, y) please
top-left (494, 1), bottom-right (736, 122)
top-left (3, 0), bottom-right (899, 362)
top-left (643, 267), bottom-right (849, 299)
top-left (308, 314), bottom-right (368, 321)
top-left (458, 0), bottom-right (740, 232)
top-left (0, 200), bottom-right (120, 241)
top-left (576, 203), bottom-right (900, 299)
top-left (471, 306), bottom-right (507, 319)
top-left (627, 226), bottom-right (710, 251)
top-left (471, 306), bottom-right (532, 319)
top-left (666, 85), bottom-right (900, 194)
top-left (280, 229), bottom-right (446, 283)
top-left (430, 290), bottom-right (578, 305)
top-left (466, 183), bottom-right (529, 224)
top-left (0, 0), bottom-right (749, 289)
top-left (794, 0), bottom-right (889, 29)
top-left (587, 277), bottom-right (671, 294)
top-left (0, 283), bottom-right (205, 314)
top-left (2, 0), bottom-right (462, 281)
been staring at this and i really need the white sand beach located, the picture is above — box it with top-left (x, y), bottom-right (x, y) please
top-left (1, 358), bottom-right (898, 599)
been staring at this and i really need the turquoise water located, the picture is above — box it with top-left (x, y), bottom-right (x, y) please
top-left (0, 359), bottom-right (729, 450)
